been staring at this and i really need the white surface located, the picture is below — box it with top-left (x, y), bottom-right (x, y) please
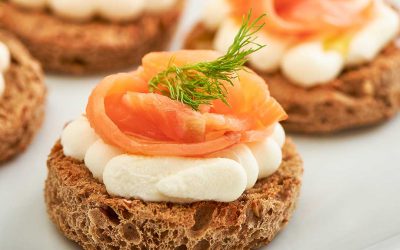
top-left (1, 0), bottom-right (400, 249)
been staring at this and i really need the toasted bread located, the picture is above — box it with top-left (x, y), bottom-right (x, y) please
top-left (0, 2), bottom-right (183, 75)
top-left (45, 139), bottom-right (303, 249)
top-left (0, 30), bottom-right (45, 163)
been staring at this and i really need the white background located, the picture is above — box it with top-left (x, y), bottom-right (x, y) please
top-left (1, 1), bottom-right (400, 249)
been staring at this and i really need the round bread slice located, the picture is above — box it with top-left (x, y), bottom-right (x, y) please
top-left (185, 24), bottom-right (400, 133)
top-left (45, 138), bottom-right (303, 249)
top-left (0, 2), bottom-right (184, 75)
top-left (0, 30), bottom-right (45, 163)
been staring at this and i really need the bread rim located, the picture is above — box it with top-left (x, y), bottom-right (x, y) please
top-left (0, 30), bottom-right (45, 163)
top-left (185, 23), bottom-right (400, 134)
top-left (45, 138), bottom-right (303, 249)
top-left (0, 2), bottom-right (184, 75)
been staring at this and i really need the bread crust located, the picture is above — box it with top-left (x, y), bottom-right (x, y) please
top-left (0, 2), bottom-right (183, 75)
top-left (185, 24), bottom-right (400, 133)
top-left (45, 139), bottom-right (303, 249)
top-left (0, 30), bottom-right (45, 163)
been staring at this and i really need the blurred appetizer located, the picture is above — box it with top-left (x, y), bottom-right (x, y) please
top-left (45, 16), bottom-right (303, 249)
top-left (0, 30), bottom-right (45, 163)
top-left (0, 0), bottom-right (184, 74)
top-left (186, 0), bottom-right (400, 133)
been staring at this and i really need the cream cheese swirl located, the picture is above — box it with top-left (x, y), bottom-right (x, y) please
top-left (10, 0), bottom-right (178, 21)
top-left (61, 116), bottom-right (285, 203)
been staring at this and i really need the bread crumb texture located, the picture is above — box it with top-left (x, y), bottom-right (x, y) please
top-left (185, 24), bottom-right (400, 133)
top-left (0, 1), bottom-right (183, 74)
top-left (0, 30), bottom-right (45, 163)
top-left (45, 139), bottom-right (303, 249)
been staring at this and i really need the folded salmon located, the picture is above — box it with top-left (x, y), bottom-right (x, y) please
top-left (230, 0), bottom-right (374, 36)
top-left (86, 50), bottom-right (287, 157)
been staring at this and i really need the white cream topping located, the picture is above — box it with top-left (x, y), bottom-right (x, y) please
top-left (347, 0), bottom-right (400, 66)
top-left (248, 32), bottom-right (291, 73)
top-left (213, 20), bottom-right (237, 56)
top-left (61, 116), bottom-right (99, 161)
top-left (9, 0), bottom-right (178, 21)
top-left (247, 138), bottom-right (282, 178)
top-left (214, 19), bottom-right (290, 73)
top-left (281, 42), bottom-right (345, 87)
top-left (145, 0), bottom-right (178, 12)
top-left (208, 143), bottom-right (259, 190)
top-left (85, 139), bottom-right (123, 182)
top-left (96, 0), bottom-right (146, 22)
top-left (104, 155), bottom-right (247, 202)
top-left (202, 0), bottom-right (231, 30)
top-left (49, 0), bottom-right (97, 21)
top-left (205, 0), bottom-right (400, 87)
top-left (0, 42), bottom-right (10, 98)
top-left (271, 122), bottom-right (285, 147)
top-left (61, 116), bottom-right (286, 203)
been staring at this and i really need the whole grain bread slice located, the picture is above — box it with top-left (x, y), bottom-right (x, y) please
top-left (45, 138), bottom-right (303, 249)
top-left (0, 2), bottom-right (184, 75)
top-left (0, 30), bottom-right (45, 163)
top-left (185, 24), bottom-right (400, 133)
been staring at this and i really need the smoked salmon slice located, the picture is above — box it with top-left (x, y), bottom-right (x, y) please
top-left (229, 0), bottom-right (374, 36)
top-left (86, 50), bottom-right (287, 157)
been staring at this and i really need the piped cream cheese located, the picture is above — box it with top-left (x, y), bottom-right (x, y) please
top-left (208, 143), bottom-right (259, 190)
top-left (104, 155), bottom-right (247, 202)
top-left (9, 0), bottom-right (178, 21)
top-left (204, 0), bottom-right (400, 87)
top-left (0, 42), bottom-right (10, 98)
top-left (346, 0), bottom-right (400, 66)
top-left (248, 138), bottom-right (282, 179)
top-left (214, 19), bottom-right (291, 73)
top-left (281, 42), bottom-right (345, 87)
top-left (202, 0), bottom-right (231, 30)
top-left (85, 139), bottom-right (123, 182)
top-left (61, 116), bottom-right (286, 203)
top-left (61, 116), bottom-right (99, 160)
top-left (145, 0), bottom-right (178, 13)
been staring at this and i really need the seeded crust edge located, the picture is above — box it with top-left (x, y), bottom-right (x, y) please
top-left (44, 138), bottom-right (303, 249)
top-left (184, 23), bottom-right (400, 134)
top-left (0, 2), bottom-right (184, 75)
top-left (0, 30), bottom-right (45, 163)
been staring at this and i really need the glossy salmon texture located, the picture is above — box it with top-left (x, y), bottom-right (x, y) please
top-left (229, 0), bottom-right (374, 36)
top-left (86, 50), bottom-right (287, 157)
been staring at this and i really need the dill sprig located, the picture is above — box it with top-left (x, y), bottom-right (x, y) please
top-left (149, 11), bottom-right (266, 110)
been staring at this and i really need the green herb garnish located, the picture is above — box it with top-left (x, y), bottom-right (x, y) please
top-left (149, 11), bottom-right (266, 110)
